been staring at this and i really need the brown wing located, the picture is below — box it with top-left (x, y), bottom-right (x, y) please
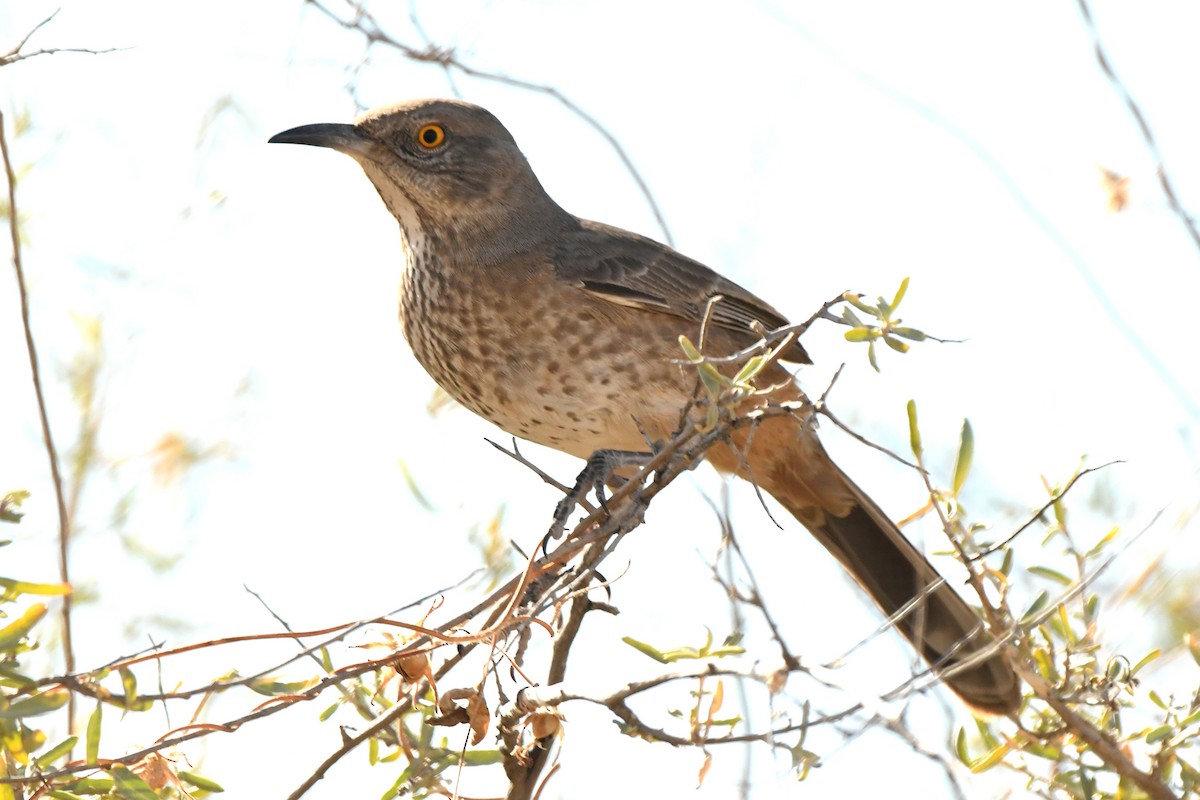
top-left (551, 219), bottom-right (811, 364)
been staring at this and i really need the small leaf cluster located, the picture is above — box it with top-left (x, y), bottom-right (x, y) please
top-left (842, 278), bottom-right (929, 371)
top-left (0, 492), bottom-right (223, 799)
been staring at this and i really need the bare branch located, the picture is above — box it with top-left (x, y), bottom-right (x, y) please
top-left (1, 10), bottom-right (124, 67)
top-left (303, 0), bottom-right (674, 246)
top-left (1074, 0), bottom-right (1200, 257)
top-left (970, 461), bottom-right (1122, 559)
top-left (1, 108), bottom-right (77, 734)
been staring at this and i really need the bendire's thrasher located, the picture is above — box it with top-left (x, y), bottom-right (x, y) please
top-left (270, 98), bottom-right (1019, 714)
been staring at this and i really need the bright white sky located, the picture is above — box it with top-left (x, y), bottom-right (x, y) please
top-left (2, 1), bottom-right (1199, 798)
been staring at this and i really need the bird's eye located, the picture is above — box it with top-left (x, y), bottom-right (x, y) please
top-left (416, 124), bottom-right (446, 149)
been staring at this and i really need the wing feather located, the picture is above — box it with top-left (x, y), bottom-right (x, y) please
top-left (554, 220), bottom-right (810, 363)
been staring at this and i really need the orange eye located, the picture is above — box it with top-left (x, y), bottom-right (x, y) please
top-left (416, 124), bottom-right (445, 149)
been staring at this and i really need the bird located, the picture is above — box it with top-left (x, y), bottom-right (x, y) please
top-left (269, 98), bottom-right (1020, 714)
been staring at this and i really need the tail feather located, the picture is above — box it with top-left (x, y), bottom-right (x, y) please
top-left (800, 480), bottom-right (1021, 715)
top-left (708, 412), bottom-right (1020, 714)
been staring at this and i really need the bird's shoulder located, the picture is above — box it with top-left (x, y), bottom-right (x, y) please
top-left (545, 218), bottom-right (810, 364)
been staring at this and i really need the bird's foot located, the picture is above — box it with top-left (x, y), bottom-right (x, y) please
top-left (545, 449), bottom-right (653, 543)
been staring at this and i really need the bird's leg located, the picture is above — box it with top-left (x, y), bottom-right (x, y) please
top-left (547, 449), bottom-right (653, 541)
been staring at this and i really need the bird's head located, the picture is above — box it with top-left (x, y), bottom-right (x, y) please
top-left (270, 98), bottom-right (570, 260)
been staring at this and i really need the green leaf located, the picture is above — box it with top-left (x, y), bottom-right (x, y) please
top-left (0, 578), bottom-right (70, 597)
top-left (622, 637), bottom-right (669, 664)
top-left (47, 791), bottom-right (86, 800)
top-left (867, 340), bottom-right (879, 372)
top-left (0, 603), bottom-right (47, 650)
top-left (658, 646), bottom-right (703, 662)
top-left (0, 664), bottom-right (36, 689)
top-left (460, 748), bottom-right (503, 766)
top-left (882, 335), bottom-right (909, 354)
top-left (906, 400), bottom-right (923, 458)
top-left (952, 420), bottom-right (974, 496)
top-left (34, 736), bottom-right (76, 767)
top-left (974, 717), bottom-right (999, 749)
top-left (179, 771), bottom-right (225, 792)
top-left (843, 327), bottom-right (873, 343)
top-left (1022, 739), bottom-right (1062, 760)
top-left (1032, 647), bottom-right (1055, 681)
top-left (891, 277), bottom-right (910, 311)
top-left (731, 355), bottom-right (766, 386)
top-left (1052, 497), bottom-right (1066, 530)
top-left (954, 727), bottom-right (969, 765)
top-left (697, 362), bottom-right (725, 399)
top-left (1027, 566), bottom-right (1072, 586)
top-left (86, 702), bottom-right (101, 764)
top-left (108, 766), bottom-right (158, 800)
top-left (319, 702), bottom-right (339, 722)
top-left (969, 740), bottom-right (1013, 772)
top-left (678, 335), bottom-right (702, 363)
top-left (119, 667), bottom-right (138, 709)
top-left (0, 491), bottom-right (30, 524)
top-left (890, 326), bottom-right (927, 342)
top-left (1000, 548), bottom-right (1014, 577)
top-left (1057, 603), bottom-right (1077, 646)
top-left (248, 676), bottom-right (317, 696)
top-left (63, 778), bottom-right (113, 793)
top-left (844, 293), bottom-right (882, 318)
top-left (1087, 525), bottom-right (1121, 557)
top-left (381, 773), bottom-right (407, 800)
top-left (0, 688), bottom-right (69, 718)
top-left (1020, 591), bottom-right (1050, 624)
top-left (707, 643), bottom-right (747, 658)
top-left (1131, 649), bottom-right (1161, 676)
top-left (1146, 725), bottom-right (1174, 744)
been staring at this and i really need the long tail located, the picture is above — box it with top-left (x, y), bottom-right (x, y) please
top-left (708, 412), bottom-right (1020, 715)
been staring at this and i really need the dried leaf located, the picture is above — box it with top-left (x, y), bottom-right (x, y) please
top-left (529, 711), bottom-right (561, 740)
top-left (1098, 166), bottom-right (1130, 212)
top-left (697, 752), bottom-right (713, 788)
top-left (706, 681), bottom-right (725, 723)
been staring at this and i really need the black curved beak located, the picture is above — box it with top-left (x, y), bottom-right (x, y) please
top-left (268, 123), bottom-right (373, 156)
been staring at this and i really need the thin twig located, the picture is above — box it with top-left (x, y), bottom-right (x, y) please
top-left (1074, 0), bottom-right (1200, 257)
top-left (970, 461), bottom-right (1121, 559)
top-left (0, 10), bottom-right (124, 67)
top-left (0, 110), bottom-right (76, 735)
top-left (284, 700), bottom-right (409, 800)
top-left (485, 437), bottom-right (579, 499)
top-left (813, 366), bottom-right (922, 471)
top-left (304, 0), bottom-right (674, 246)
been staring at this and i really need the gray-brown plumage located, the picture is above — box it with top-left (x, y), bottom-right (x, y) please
top-left (270, 98), bottom-right (1020, 714)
